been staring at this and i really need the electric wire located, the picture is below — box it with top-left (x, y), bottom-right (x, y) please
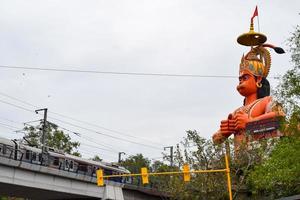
top-left (0, 92), bottom-right (37, 108)
top-left (0, 112), bottom-right (162, 162)
top-left (0, 114), bottom-right (142, 159)
top-left (48, 111), bottom-right (165, 147)
top-left (0, 122), bottom-right (25, 135)
top-left (0, 91), bottom-right (165, 147)
top-left (56, 123), bottom-right (120, 153)
top-left (78, 148), bottom-right (117, 161)
top-left (0, 95), bottom-right (124, 153)
top-left (0, 116), bottom-right (22, 125)
top-left (23, 119), bottom-right (42, 126)
top-left (0, 117), bottom-right (120, 160)
top-left (0, 65), bottom-right (238, 78)
top-left (80, 143), bottom-right (118, 154)
top-left (0, 99), bottom-right (34, 113)
top-left (48, 115), bottom-right (162, 150)
top-left (0, 122), bottom-right (22, 130)
top-left (22, 118), bottom-right (120, 154)
top-left (0, 98), bottom-right (164, 150)
top-left (78, 145), bottom-right (120, 160)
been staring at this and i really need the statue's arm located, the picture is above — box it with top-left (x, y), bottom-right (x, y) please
top-left (249, 97), bottom-right (285, 122)
top-left (249, 112), bottom-right (277, 121)
top-left (212, 130), bottom-right (227, 144)
top-left (212, 116), bottom-right (236, 144)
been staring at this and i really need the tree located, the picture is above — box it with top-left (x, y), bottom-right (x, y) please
top-left (275, 25), bottom-right (300, 116)
top-left (23, 121), bottom-right (80, 155)
top-left (139, 26), bottom-right (300, 197)
top-left (247, 25), bottom-right (300, 198)
top-left (91, 155), bottom-right (103, 162)
top-left (120, 154), bottom-right (151, 185)
top-left (156, 130), bottom-right (229, 200)
top-left (121, 153), bottom-right (151, 173)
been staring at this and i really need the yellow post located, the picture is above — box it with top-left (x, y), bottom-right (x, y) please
top-left (225, 154), bottom-right (233, 200)
top-left (96, 169), bottom-right (104, 186)
top-left (141, 167), bottom-right (149, 184)
top-left (183, 164), bottom-right (191, 182)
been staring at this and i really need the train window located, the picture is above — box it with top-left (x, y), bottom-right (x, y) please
top-left (70, 160), bottom-right (73, 170)
top-left (0, 144), bottom-right (2, 154)
top-left (65, 160), bottom-right (69, 169)
top-left (25, 150), bottom-right (30, 160)
top-left (32, 152), bottom-right (36, 161)
top-left (53, 157), bottom-right (59, 166)
top-left (3, 145), bottom-right (6, 154)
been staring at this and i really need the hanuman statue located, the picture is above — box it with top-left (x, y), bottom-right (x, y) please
top-left (212, 7), bottom-right (285, 151)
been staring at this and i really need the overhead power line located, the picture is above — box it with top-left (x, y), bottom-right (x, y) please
top-left (56, 123), bottom-right (120, 153)
top-left (48, 110), bottom-right (165, 147)
top-left (0, 116), bottom-right (23, 125)
top-left (48, 115), bottom-right (163, 150)
top-left (0, 91), bottom-right (166, 147)
top-left (0, 122), bottom-right (21, 130)
top-left (80, 143), bottom-right (118, 154)
top-left (0, 97), bottom-right (163, 150)
top-left (79, 148), bottom-right (117, 161)
top-left (0, 65), bottom-right (238, 78)
top-left (0, 99), bottom-right (34, 113)
top-left (0, 116), bottom-right (121, 157)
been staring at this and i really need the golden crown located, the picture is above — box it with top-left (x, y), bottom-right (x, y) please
top-left (240, 46), bottom-right (271, 78)
top-left (237, 7), bottom-right (284, 78)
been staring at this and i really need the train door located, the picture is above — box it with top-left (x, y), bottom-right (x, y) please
top-left (64, 159), bottom-right (74, 171)
top-left (31, 152), bottom-right (41, 164)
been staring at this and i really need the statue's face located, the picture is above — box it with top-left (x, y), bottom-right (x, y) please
top-left (236, 70), bottom-right (257, 97)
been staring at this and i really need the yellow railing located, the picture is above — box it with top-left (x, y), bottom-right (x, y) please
top-left (97, 154), bottom-right (232, 200)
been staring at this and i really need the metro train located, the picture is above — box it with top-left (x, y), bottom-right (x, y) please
top-left (0, 136), bottom-right (130, 182)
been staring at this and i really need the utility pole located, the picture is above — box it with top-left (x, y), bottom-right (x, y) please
top-left (118, 152), bottom-right (126, 163)
top-left (164, 146), bottom-right (173, 167)
top-left (35, 108), bottom-right (48, 163)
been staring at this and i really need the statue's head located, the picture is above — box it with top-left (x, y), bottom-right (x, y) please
top-left (235, 6), bottom-right (285, 102)
top-left (237, 46), bottom-right (271, 99)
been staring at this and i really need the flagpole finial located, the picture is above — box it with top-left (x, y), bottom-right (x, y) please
top-left (237, 6), bottom-right (266, 46)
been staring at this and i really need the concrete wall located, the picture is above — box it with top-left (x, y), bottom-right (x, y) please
top-left (0, 157), bottom-right (104, 199)
top-left (0, 156), bottom-right (169, 200)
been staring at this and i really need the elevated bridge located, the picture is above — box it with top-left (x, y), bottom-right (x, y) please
top-left (0, 156), bottom-right (168, 200)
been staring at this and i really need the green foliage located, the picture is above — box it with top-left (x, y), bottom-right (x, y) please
top-left (248, 135), bottom-right (300, 198)
top-left (161, 130), bottom-right (229, 200)
top-left (119, 26), bottom-right (300, 199)
top-left (120, 153), bottom-right (151, 185)
top-left (23, 121), bottom-right (80, 155)
top-left (92, 155), bottom-right (102, 162)
top-left (248, 25), bottom-right (300, 198)
top-left (121, 153), bottom-right (151, 173)
top-left (275, 25), bottom-right (300, 117)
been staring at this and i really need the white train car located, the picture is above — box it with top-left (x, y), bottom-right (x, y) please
top-left (0, 136), bottom-right (130, 183)
top-left (0, 137), bottom-right (17, 159)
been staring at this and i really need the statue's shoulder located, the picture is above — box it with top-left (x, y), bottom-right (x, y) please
top-left (261, 96), bottom-right (273, 102)
top-left (249, 96), bottom-right (273, 115)
top-left (255, 96), bottom-right (273, 106)
top-left (262, 96), bottom-right (285, 116)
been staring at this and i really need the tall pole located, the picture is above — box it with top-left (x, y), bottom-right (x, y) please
top-left (35, 108), bottom-right (48, 162)
top-left (225, 154), bottom-right (233, 200)
top-left (164, 146), bottom-right (173, 167)
top-left (118, 152), bottom-right (125, 163)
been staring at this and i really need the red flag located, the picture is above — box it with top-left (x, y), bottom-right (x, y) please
top-left (251, 6), bottom-right (258, 23)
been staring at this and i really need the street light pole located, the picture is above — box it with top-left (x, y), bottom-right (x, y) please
top-left (164, 146), bottom-right (173, 167)
top-left (35, 108), bottom-right (48, 163)
top-left (118, 152), bottom-right (126, 163)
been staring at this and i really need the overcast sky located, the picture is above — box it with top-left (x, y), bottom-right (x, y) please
top-left (0, 0), bottom-right (299, 162)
